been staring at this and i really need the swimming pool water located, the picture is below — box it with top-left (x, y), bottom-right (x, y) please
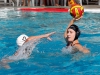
top-left (0, 8), bottom-right (100, 75)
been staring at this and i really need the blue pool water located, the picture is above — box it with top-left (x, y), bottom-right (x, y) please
top-left (0, 8), bottom-right (100, 75)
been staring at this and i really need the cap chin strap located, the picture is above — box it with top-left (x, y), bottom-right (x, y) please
top-left (67, 41), bottom-right (73, 46)
top-left (71, 38), bottom-right (77, 46)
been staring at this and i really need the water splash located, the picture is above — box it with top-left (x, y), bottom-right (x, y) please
top-left (0, 61), bottom-right (10, 69)
top-left (62, 46), bottom-right (78, 54)
top-left (4, 40), bottom-right (39, 61)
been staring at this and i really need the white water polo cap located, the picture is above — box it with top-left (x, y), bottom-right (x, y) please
top-left (16, 34), bottom-right (29, 47)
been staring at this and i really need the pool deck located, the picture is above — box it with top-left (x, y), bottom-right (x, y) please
top-left (0, 5), bottom-right (100, 13)
top-left (0, 5), bottom-right (100, 9)
top-left (83, 5), bottom-right (100, 9)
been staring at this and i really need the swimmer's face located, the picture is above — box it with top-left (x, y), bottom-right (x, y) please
top-left (67, 29), bottom-right (76, 42)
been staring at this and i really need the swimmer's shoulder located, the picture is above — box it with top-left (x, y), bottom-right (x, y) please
top-left (73, 43), bottom-right (90, 54)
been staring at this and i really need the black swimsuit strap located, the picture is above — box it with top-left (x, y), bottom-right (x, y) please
top-left (72, 43), bottom-right (80, 46)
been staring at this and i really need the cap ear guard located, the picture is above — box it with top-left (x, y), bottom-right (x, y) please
top-left (22, 36), bottom-right (27, 41)
top-left (74, 29), bottom-right (80, 40)
top-left (16, 34), bottom-right (29, 47)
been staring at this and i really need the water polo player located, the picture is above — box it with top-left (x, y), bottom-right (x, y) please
top-left (63, 18), bottom-right (90, 54)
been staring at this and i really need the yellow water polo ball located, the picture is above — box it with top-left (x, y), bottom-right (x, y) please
top-left (70, 4), bottom-right (84, 19)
